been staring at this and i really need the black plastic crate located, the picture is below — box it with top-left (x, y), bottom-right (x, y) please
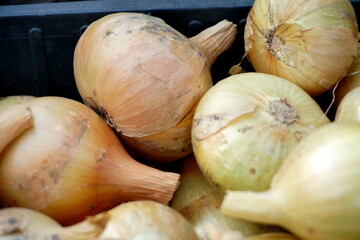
top-left (0, 0), bottom-right (359, 107)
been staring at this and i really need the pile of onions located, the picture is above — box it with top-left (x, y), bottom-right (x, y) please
top-left (335, 33), bottom-right (360, 106)
top-left (221, 122), bottom-right (360, 240)
top-left (0, 97), bottom-right (179, 225)
top-left (335, 86), bottom-right (360, 122)
top-left (192, 72), bottom-right (329, 191)
top-left (73, 12), bottom-right (237, 162)
top-left (170, 154), bottom-right (279, 239)
top-left (244, 0), bottom-right (358, 96)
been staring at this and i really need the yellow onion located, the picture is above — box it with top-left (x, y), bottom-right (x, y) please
top-left (221, 122), bottom-right (360, 240)
top-left (335, 33), bottom-right (360, 106)
top-left (0, 207), bottom-right (64, 239)
top-left (335, 86), bottom-right (360, 122)
top-left (0, 95), bottom-right (35, 114)
top-left (244, 0), bottom-right (358, 96)
top-left (64, 200), bottom-right (199, 240)
top-left (192, 72), bottom-right (329, 191)
top-left (74, 12), bottom-right (237, 162)
top-left (0, 96), bottom-right (179, 226)
top-left (171, 154), bottom-right (279, 240)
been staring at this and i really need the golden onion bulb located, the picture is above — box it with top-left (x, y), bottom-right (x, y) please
top-left (335, 86), bottom-right (360, 122)
top-left (244, 0), bottom-right (358, 96)
top-left (335, 33), bottom-right (360, 106)
top-left (221, 122), bottom-right (360, 240)
top-left (192, 72), bottom-right (329, 191)
top-left (0, 97), bottom-right (179, 225)
top-left (74, 12), bottom-right (237, 162)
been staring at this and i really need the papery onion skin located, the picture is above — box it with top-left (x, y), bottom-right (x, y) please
top-left (74, 12), bottom-right (237, 162)
top-left (335, 86), bottom-right (360, 122)
top-left (192, 72), bottom-right (329, 192)
top-left (244, 0), bottom-right (358, 96)
top-left (221, 122), bottom-right (360, 240)
top-left (171, 154), bottom-right (277, 239)
top-left (0, 97), bottom-right (179, 226)
top-left (335, 34), bottom-right (360, 106)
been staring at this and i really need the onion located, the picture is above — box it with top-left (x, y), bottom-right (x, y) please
top-left (192, 72), bottom-right (329, 191)
top-left (73, 12), bottom-right (237, 162)
top-left (0, 96), bottom-right (179, 226)
top-left (335, 33), bottom-right (360, 106)
top-left (0, 207), bottom-right (63, 238)
top-left (335, 86), bottom-right (360, 122)
top-left (64, 200), bottom-right (198, 239)
top-left (244, 0), bottom-right (358, 96)
top-left (171, 154), bottom-right (278, 239)
top-left (221, 122), bottom-right (360, 240)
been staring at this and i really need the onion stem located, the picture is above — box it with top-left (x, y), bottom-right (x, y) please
top-left (221, 190), bottom-right (283, 226)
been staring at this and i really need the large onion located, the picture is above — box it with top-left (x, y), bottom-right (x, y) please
top-left (74, 12), bottom-right (237, 161)
top-left (192, 72), bottom-right (329, 191)
top-left (170, 154), bottom-right (278, 239)
top-left (244, 0), bottom-right (358, 96)
top-left (0, 97), bottom-right (179, 225)
top-left (221, 122), bottom-right (360, 240)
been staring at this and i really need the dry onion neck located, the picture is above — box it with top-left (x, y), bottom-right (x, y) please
top-left (265, 98), bottom-right (298, 125)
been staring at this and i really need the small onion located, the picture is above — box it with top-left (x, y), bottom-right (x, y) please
top-left (221, 122), bottom-right (360, 240)
top-left (74, 12), bottom-right (237, 162)
top-left (335, 33), bottom-right (360, 106)
top-left (65, 200), bottom-right (198, 240)
top-left (0, 97), bottom-right (179, 226)
top-left (171, 154), bottom-right (278, 239)
top-left (192, 72), bottom-right (329, 191)
top-left (0, 103), bottom-right (33, 153)
top-left (335, 86), bottom-right (360, 122)
top-left (244, 0), bottom-right (358, 96)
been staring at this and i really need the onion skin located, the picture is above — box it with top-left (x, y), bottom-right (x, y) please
top-left (335, 34), bottom-right (360, 106)
top-left (192, 72), bottom-right (329, 191)
top-left (335, 86), bottom-right (360, 122)
top-left (244, 0), bottom-right (358, 96)
top-left (171, 154), bottom-right (277, 239)
top-left (74, 12), bottom-right (237, 161)
top-left (221, 122), bottom-right (360, 240)
top-left (0, 97), bottom-right (180, 226)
